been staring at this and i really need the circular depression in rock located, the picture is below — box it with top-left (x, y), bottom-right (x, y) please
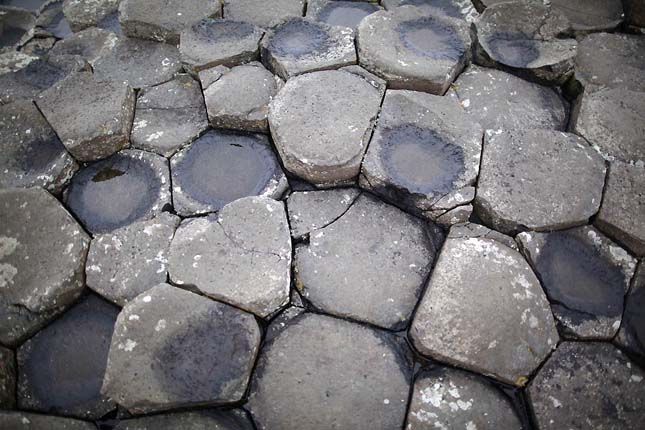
top-left (268, 19), bottom-right (331, 58)
top-left (318, 2), bottom-right (379, 30)
top-left (397, 17), bottom-right (464, 60)
top-left (486, 33), bottom-right (540, 68)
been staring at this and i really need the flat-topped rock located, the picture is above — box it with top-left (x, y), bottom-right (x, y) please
top-left (102, 284), bottom-right (261, 414)
top-left (65, 149), bottom-right (171, 234)
top-left (528, 342), bottom-right (645, 430)
top-left (0, 100), bottom-right (77, 193)
top-left (617, 262), bottom-right (645, 365)
top-left (268, 70), bottom-right (382, 185)
top-left (551, 0), bottom-right (623, 33)
top-left (518, 226), bottom-right (636, 339)
top-left (0, 346), bottom-right (15, 408)
top-left (170, 131), bottom-right (287, 216)
top-left (475, 129), bottom-right (606, 235)
top-left (113, 410), bottom-right (255, 430)
top-left (0, 412), bottom-right (97, 430)
top-left (0, 188), bottom-right (90, 347)
top-left (17, 294), bottom-right (119, 420)
top-left (248, 313), bottom-right (411, 430)
top-left (448, 221), bottom-right (518, 250)
top-left (169, 197), bottom-right (291, 318)
top-left (222, 0), bottom-right (305, 29)
top-left (131, 74), bottom-right (208, 157)
top-left (383, 0), bottom-right (478, 21)
top-left (410, 237), bottom-right (558, 386)
top-left (48, 27), bottom-right (118, 66)
top-left (307, 0), bottom-right (381, 30)
top-left (260, 17), bottom-right (356, 80)
top-left (63, 0), bottom-right (119, 32)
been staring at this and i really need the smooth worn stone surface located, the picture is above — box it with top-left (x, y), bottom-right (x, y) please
top-left (35, 0), bottom-right (74, 39)
top-left (410, 237), bottom-right (558, 386)
top-left (131, 74), bottom-right (208, 157)
top-left (518, 226), bottom-right (637, 339)
top-left (475, 129), bottom-right (606, 235)
top-left (169, 197), bottom-right (291, 318)
top-left (248, 313), bottom-right (411, 430)
top-left (448, 221), bottom-right (518, 250)
top-left (383, 0), bottom-right (477, 21)
top-left (307, 0), bottom-right (381, 30)
top-left (528, 342), bottom-right (645, 430)
top-left (474, 1), bottom-right (577, 84)
top-left (87, 213), bottom-right (180, 306)
top-left (360, 89), bottom-right (482, 220)
top-left (0, 188), bottom-right (89, 347)
top-left (49, 27), bottom-right (118, 66)
top-left (0, 346), bottom-right (15, 408)
top-left (118, 0), bottom-right (222, 44)
top-left (222, 0), bottom-right (306, 29)
top-left (180, 19), bottom-right (263, 74)
top-left (0, 100), bottom-right (78, 193)
top-left (0, 7), bottom-right (35, 53)
top-left (17, 295), bottom-right (119, 420)
top-left (37, 71), bottom-right (134, 162)
top-left (102, 284), bottom-right (261, 414)
top-left (113, 410), bottom-right (255, 430)
top-left (616, 262), bottom-right (645, 365)
top-left (551, 0), bottom-right (623, 33)
top-left (65, 149), bottom-right (171, 234)
top-left (63, 0), bottom-right (119, 32)
top-left (453, 64), bottom-right (568, 130)
top-left (0, 412), bottom-right (97, 430)
top-left (406, 367), bottom-right (522, 430)
top-left (269, 70), bottom-right (381, 185)
top-left (170, 131), bottom-right (287, 216)
top-left (295, 193), bottom-right (438, 329)
top-left (596, 162), bottom-right (645, 257)
top-left (261, 18), bottom-right (356, 80)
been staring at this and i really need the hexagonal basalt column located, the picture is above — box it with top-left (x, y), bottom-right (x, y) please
top-left (306, 0), bottom-right (381, 31)
top-left (222, 0), bottom-right (305, 29)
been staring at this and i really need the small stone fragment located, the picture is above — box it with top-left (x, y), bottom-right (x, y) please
top-left (307, 0), bottom-right (381, 30)
top-left (62, 0), bottom-right (119, 32)
top-left (616, 262), bottom-right (645, 366)
top-left (0, 412), bottom-right (97, 430)
top-left (113, 410), bottom-right (255, 430)
top-left (48, 27), bottom-right (118, 66)
top-left (551, 0), bottom-right (623, 33)
top-left (222, 0), bottom-right (305, 29)
top-left (0, 346), bottom-right (15, 408)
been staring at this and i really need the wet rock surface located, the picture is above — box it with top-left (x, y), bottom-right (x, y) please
top-left (617, 262), bottom-right (645, 365)
top-left (0, 345), bottom-right (15, 408)
top-left (0, 411), bottom-right (97, 429)
top-left (113, 409), bottom-right (255, 430)
top-left (222, 0), bottom-right (305, 29)
top-left (307, 0), bottom-right (381, 30)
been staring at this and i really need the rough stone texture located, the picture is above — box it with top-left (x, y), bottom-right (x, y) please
top-left (17, 294), bottom-right (119, 420)
top-left (48, 27), bottom-right (118, 66)
top-left (295, 193), bottom-right (438, 329)
top-left (65, 149), bottom-right (171, 234)
top-left (179, 19), bottom-right (263, 74)
top-left (518, 226), bottom-right (637, 339)
top-left (339, 63), bottom-right (388, 97)
top-left (118, 0), bottom-right (222, 44)
top-left (357, 6), bottom-right (471, 94)
top-left (0, 188), bottom-right (90, 347)
top-left (131, 74), bottom-right (208, 157)
top-left (248, 313), bottom-right (411, 430)
top-left (307, 0), bottom-right (381, 30)
top-left (113, 410), bottom-right (255, 430)
top-left (269, 70), bottom-right (382, 185)
top-left (453, 64), bottom-right (568, 130)
top-left (260, 17), bottom-right (356, 80)
top-left (551, 0), bottom-right (623, 33)
top-left (35, 0), bottom-right (74, 39)
top-left (616, 262), bottom-right (645, 366)
top-left (222, 0), bottom-right (305, 29)
top-left (0, 100), bottom-right (78, 193)
top-left (596, 162), bottom-right (645, 257)
top-left (406, 367), bottom-right (522, 430)
top-left (63, 0), bottom-right (119, 32)
top-left (20, 37), bottom-right (57, 57)
top-left (0, 412), bottom-right (97, 430)
top-left (448, 222), bottom-right (517, 250)
top-left (0, 345), bottom-right (15, 408)
top-left (36, 71), bottom-right (135, 162)
top-left (87, 213), bottom-right (180, 306)
top-left (360, 89), bottom-right (482, 221)
top-left (102, 284), bottom-right (261, 414)
top-left (169, 197), bottom-right (291, 318)
top-left (383, 0), bottom-right (478, 21)
top-left (0, 7), bottom-right (35, 53)
top-left (170, 131), bottom-right (287, 216)
top-left (528, 342), bottom-right (645, 430)
top-left (410, 237), bottom-right (558, 386)
top-left (475, 129), bottom-right (606, 235)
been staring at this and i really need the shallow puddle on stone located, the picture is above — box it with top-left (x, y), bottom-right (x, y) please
top-left (318, 2), bottom-right (379, 29)
top-left (398, 17), bottom-right (464, 61)
top-left (269, 19), bottom-right (331, 58)
top-left (487, 34), bottom-right (540, 68)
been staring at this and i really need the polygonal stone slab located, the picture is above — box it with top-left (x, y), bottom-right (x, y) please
top-left (65, 149), bottom-right (171, 234)
top-left (269, 69), bottom-right (382, 185)
top-left (0, 188), bottom-right (90, 347)
top-left (0, 100), bottom-right (77, 194)
top-left (0, 346), bottom-right (15, 408)
top-left (63, 0), bottom-right (119, 32)
top-left (170, 131), bottom-right (287, 216)
top-left (131, 74), bottom-right (208, 157)
top-left (113, 410), bottom-right (254, 430)
top-left (357, 6), bottom-right (471, 94)
top-left (360, 89), bottom-right (482, 220)
top-left (307, 0), bottom-right (381, 30)
top-left (617, 262), bottom-right (645, 366)
top-left (551, 0), bottom-right (623, 33)
top-left (383, 0), bottom-right (478, 21)
top-left (17, 294), bottom-right (119, 420)
top-left (222, 0), bottom-right (305, 29)
top-left (474, 129), bottom-right (606, 235)
top-left (102, 284), bottom-right (262, 414)
top-left (260, 17), bottom-right (356, 80)
top-left (295, 193), bottom-right (439, 329)
top-left (248, 313), bottom-right (412, 430)
top-left (0, 412), bottom-right (97, 430)
top-left (518, 226), bottom-right (637, 339)
top-left (410, 237), bottom-right (558, 386)
top-left (48, 27), bottom-right (118, 66)
top-left (448, 221), bottom-right (518, 250)
top-left (528, 342), bottom-right (645, 430)
top-left (169, 197), bottom-right (291, 318)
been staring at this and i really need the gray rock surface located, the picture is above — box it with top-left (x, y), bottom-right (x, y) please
top-left (34, 0), bottom-right (74, 39)
top-left (48, 27), bottom-right (118, 66)
top-left (0, 346), bottom-right (15, 408)
top-left (447, 222), bottom-right (517, 250)
top-left (0, 7), bottom-right (35, 53)
top-left (616, 262), bottom-right (645, 365)
top-left (551, 0), bottom-right (623, 33)
top-left (624, 0), bottom-right (645, 29)
top-left (222, 0), bottom-right (305, 29)
top-left (113, 410), bottom-right (254, 430)
top-left (383, 0), bottom-right (478, 21)
top-left (63, 0), bottom-right (119, 32)
top-left (0, 412), bottom-right (97, 430)
top-left (307, 0), bottom-right (381, 30)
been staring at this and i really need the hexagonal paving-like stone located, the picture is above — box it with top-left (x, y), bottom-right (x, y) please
top-left (518, 226), bottom-right (637, 339)
top-left (528, 342), bottom-right (645, 430)
top-left (65, 149), bottom-right (171, 234)
top-left (63, 0), bottom-right (119, 32)
top-left (360, 89), bottom-right (482, 221)
top-left (410, 237), bottom-right (558, 386)
top-left (170, 131), bottom-right (287, 216)
top-left (113, 410), bottom-right (254, 430)
top-left (102, 284), bottom-right (261, 414)
top-left (0, 346), bottom-right (15, 408)
top-left (617, 262), bottom-right (645, 365)
top-left (551, 0), bottom-right (623, 33)
top-left (295, 193), bottom-right (439, 329)
top-left (0, 100), bottom-right (77, 193)
top-left (169, 197), bottom-right (291, 318)
top-left (48, 27), bottom-right (118, 66)
top-left (357, 6), bottom-right (471, 94)
top-left (222, 0), bottom-right (305, 29)
top-left (474, 129), bottom-right (606, 235)
top-left (0, 412), bottom-right (97, 430)
top-left (131, 74), bottom-right (208, 157)
top-left (269, 69), bottom-right (382, 185)
top-left (248, 313), bottom-right (411, 430)
top-left (17, 294), bottom-right (119, 420)
top-left (0, 188), bottom-right (90, 347)
top-left (307, 0), bottom-right (381, 30)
